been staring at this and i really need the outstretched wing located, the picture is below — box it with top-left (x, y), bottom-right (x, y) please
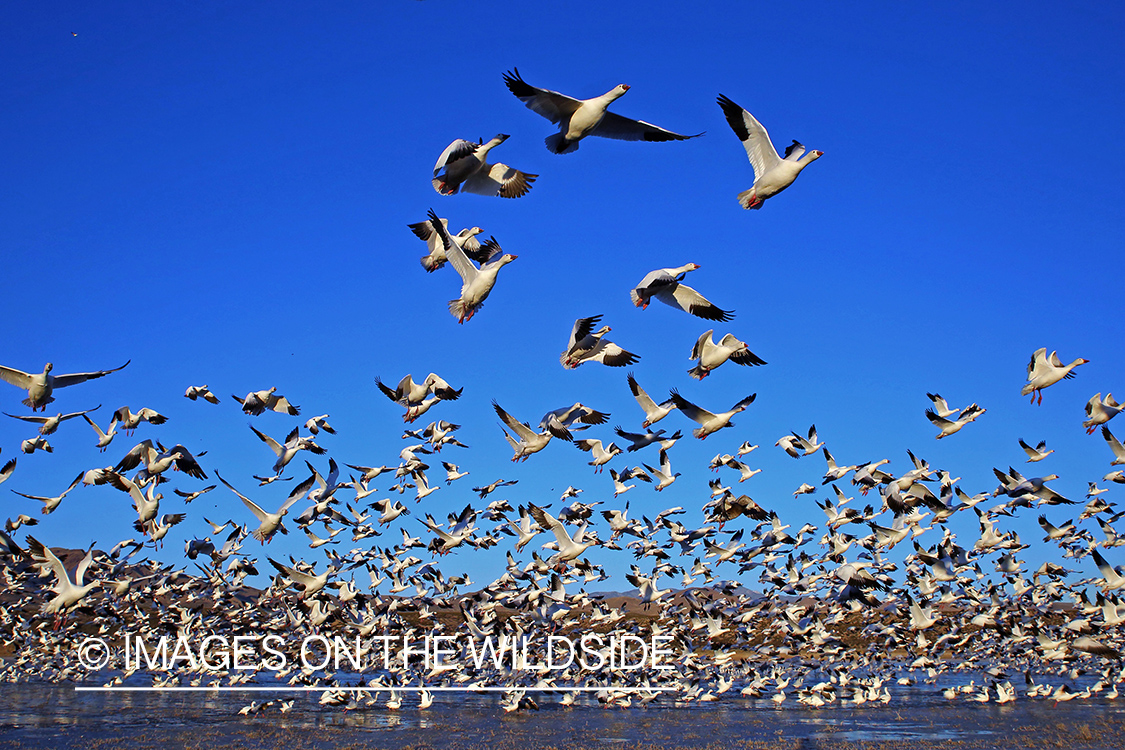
top-left (716, 94), bottom-right (781, 182)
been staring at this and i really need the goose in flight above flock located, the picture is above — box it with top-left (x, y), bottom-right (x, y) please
top-left (716, 94), bottom-right (822, 210)
top-left (560, 315), bottom-right (639, 369)
top-left (687, 330), bottom-right (766, 380)
top-left (426, 209), bottom-right (518, 323)
top-left (502, 68), bottom-right (702, 155)
top-left (432, 135), bottom-right (537, 198)
top-left (0, 360), bottom-right (129, 411)
top-left (4, 405), bottom-right (100, 435)
top-left (630, 264), bottom-right (733, 321)
top-left (1021, 348), bottom-right (1088, 405)
top-left (408, 213), bottom-right (484, 273)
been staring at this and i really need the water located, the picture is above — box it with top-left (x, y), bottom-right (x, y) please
top-left (2, 681), bottom-right (1125, 749)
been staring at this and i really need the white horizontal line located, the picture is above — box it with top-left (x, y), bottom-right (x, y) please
top-left (75, 686), bottom-right (678, 693)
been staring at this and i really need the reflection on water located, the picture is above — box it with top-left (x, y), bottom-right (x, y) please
top-left (0, 681), bottom-right (1123, 749)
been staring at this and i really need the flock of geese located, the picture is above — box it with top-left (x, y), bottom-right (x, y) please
top-left (0, 70), bottom-right (1123, 717)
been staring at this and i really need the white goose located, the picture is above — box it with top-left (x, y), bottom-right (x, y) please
top-left (432, 135), bottom-right (537, 198)
top-left (494, 400), bottom-right (557, 462)
top-left (716, 94), bottom-right (823, 210)
top-left (528, 504), bottom-right (594, 565)
top-left (560, 315), bottom-right (639, 368)
top-left (4, 405), bottom-right (101, 436)
top-left (626, 372), bottom-right (678, 427)
top-left (81, 412), bottom-right (118, 452)
top-left (427, 210), bottom-right (518, 323)
top-left (503, 68), bottom-right (702, 154)
top-left (668, 389), bottom-right (756, 439)
top-left (0, 360), bottom-right (129, 411)
top-left (408, 213), bottom-right (483, 272)
top-left (1084, 393), bottom-right (1123, 434)
top-left (1021, 348), bottom-right (1088, 404)
top-left (688, 330), bottom-right (766, 379)
top-left (26, 537), bottom-right (101, 624)
top-left (630, 264), bottom-right (733, 321)
top-left (216, 470), bottom-right (312, 543)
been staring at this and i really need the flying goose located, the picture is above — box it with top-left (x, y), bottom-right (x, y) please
top-left (0, 360), bottom-right (129, 411)
top-left (184, 385), bottom-right (221, 404)
top-left (626, 372), bottom-right (677, 427)
top-left (232, 388), bottom-right (299, 417)
top-left (503, 68), bottom-right (702, 154)
top-left (1021, 348), bottom-right (1088, 404)
top-left (668, 389), bottom-right (756, 439)
top-left (716, 94), bottom-right (822, 210)
top-left (630, 264), bottom-right (733, 321)
top-left (1084, 393), bottom-right (1123, 434)
top-left (408, 213), bottom-right (484, 272)
top-left (493, 401), bottom-right (558, 462)
top-left (4, 404), bottom-right (101, 436)
top-left (26, 537), bottom-right (101, 624)
top-left (560, 315), bottom-right (639, 368)
top-left (926, 403), bottom-right (986, 439)
top-left (432, 135), bottom-right (537, 198)
top-left (216, 470), bottom-right (313, 543)
top-left (1019, 439), bottom-right (1054, 463)
top-left (688, 330), bottom-right (766, 379)
top-left (426, 209), bottom-right (518, 323)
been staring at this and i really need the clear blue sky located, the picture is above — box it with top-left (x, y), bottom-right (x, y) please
top-left (2, 2), bottom-right (1123, 586)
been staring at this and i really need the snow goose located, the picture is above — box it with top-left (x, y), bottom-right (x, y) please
top-left (216, 470), bottom-right (312, 543)
top-left (26, 536), bottom-right (101, 625)
top-left (503, 68), bottom-right (702, 154)
top-left (626, 372), bottom-right (677, 427)
top-left (630, 264), bottom-right (733, 321)
top-left (0, 360), bottom-right (128, 411)
top-left (426, 210), bottom-right (518, 323)
top-left (528, 504), bottom-right (594, 565)
top-left (925, 403), bottom-right (986, 438)
top-left (688, 330), bottom-right (766, 379)
top-left (408, 213), bottom-right (484, 272)
top-left (716, 94), bottom-right (822, 210)
top-left (11, 472), bottom-right (83, 515)
top-left (668, 389), bottom-right (756, 439)
top-left (231, 388), bottom-right (299, 417)
top-left (184, 384), bottom-right (220, 403)
top-left (249, 424), bottom-right (326, 475)
top-left (539, 403), bottom-right (609, 439)
top-left (493, 400), bottom-right (558, 462)
top-left (1021, 348), bottom-right (1088, 404)
top-left (643, 448), bottom-right (680, 491)
top-left (376, 370), bottom-right (463, 418)
top-left (4, 404), bottom-right (101, 436)
top-left (79, 412), bottom-right (118, 452)
top-left (613, 425), bottom-right (682, 452)
top-left (20, 437), bottom-right (52, 454)
top-left (432, 135), bottom-right (537, 198)
top-left (573, 438), bottom-right (621, 472)
top-left (111, 405), bottom-right (168, 435)
top-left (1084, 393), bottom-right (1123, 434)
top-left (560, 315), bottom-right (639, 368)
top-left (1019, 438), bottom-right (1054, 462)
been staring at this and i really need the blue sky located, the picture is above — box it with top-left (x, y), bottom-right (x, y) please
top-left (2, 2), bottom-right (1123, 586)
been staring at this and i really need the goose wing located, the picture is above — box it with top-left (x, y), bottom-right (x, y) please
top-left (503, 68), bottom-right (582, 124)
top-left (26, 536), bottom-right (69, 586)
top-left (0, 365), bottom-right (33, 389)
top-left (52, 360), bottom-right (130, 388)
top-left (716, 94), bottom-right (781, 182)
top-left (462, 163), bottom-right (537, 199)
top-left (216, 471), bottom-right (269, 522)
top-left (493, 401), bottom-right (536, 441)
top-left (592, 110), bottom-right (702, 143)
top-left (668, 390), bottom-right (716, 424)
top-left (654, 283), bottom-right (733, 321)
top-left (248, 424), bottom-right (284, 458)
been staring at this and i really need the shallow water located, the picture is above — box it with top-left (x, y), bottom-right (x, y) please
top-left (1, 681), bottom-right (1125, 749)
